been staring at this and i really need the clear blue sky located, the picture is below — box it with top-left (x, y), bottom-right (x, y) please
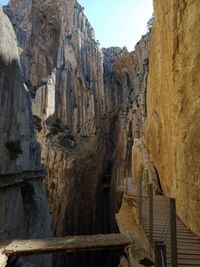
top-left (1, 0), bottom-right (154, 51)
top-left (1, 0), bottom-right (8, 5)
top-left (78, 0), bottom-right (153, 51)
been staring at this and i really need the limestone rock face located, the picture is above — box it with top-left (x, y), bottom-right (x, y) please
top-left (8, 0), bottom-right (104, 136)
top-left (0, 6), bottom-right (40, 173)
top-left (6, 1), bottom-right (150, 266)
top-left (110, 36), bottom-right (149, 131)
top-left (145, 0), bottom-right (200, 236)
top-left (0, 7), bottom-right (51, 266)
top-left (103, 36), bottom-right (150, 179)
top-left (7, 5), bottom-right (122, 263)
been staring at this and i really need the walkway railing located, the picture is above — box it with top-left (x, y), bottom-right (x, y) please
top-left (0, 234), bottom-right (133, 267)
top-left (0, 170), bottom-right (46, 189)
top-left (117, 176), bottom-right (200, 266)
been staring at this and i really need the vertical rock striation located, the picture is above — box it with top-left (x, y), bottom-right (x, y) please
top-left (145, 0), bottom-right (200, 236)
top-left (0, 6), bottom-right (51, 267)
top-left (5, 0), bottom-right (151, 265)
top-left (7, 0), bottom-right (130, 266)
top-left (7, 0), bottom-right (105, 135)
top-left (103, 35), bottom-right (150, 180)
top-left (0, 6), bottom-right (40, 174)
top-left (6, 4), bottom-right (123, 267)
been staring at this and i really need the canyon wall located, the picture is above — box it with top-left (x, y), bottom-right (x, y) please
top-left (6, 2), bottom-right (126, 267)
top-left (145, 0), bottom-right (200, 236)
top-left (102, 37), bottom-right (151, 234)
top-left (105, 35), bottom-right (150, 181)
top-left (0, 7), bottom-right (51, 267)
top-left (7, 0), bottom-right (106, 237)
top-left (2, 1), bottom-right (200, 267)
top-left (6, 1), bottom-right (152, 265)
top-left (0, 5), bottom-right (40, 174)
top-left (5, 2), bottom-right (132, 266)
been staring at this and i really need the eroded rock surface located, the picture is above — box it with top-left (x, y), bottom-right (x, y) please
top-left (145, 0), bottom-right (200, 236)
top-left (5, 0), bottom-right (152, 266)
top-left (0, 7), bottom-right (51, 267)
top-left (6, 1), bottom-right (126, 266)
top-left (104, 35), bottom-right (150, 181)
top-left (0, 6), bottom-right (40, 173)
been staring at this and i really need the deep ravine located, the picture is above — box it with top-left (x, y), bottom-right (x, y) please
top-left (1, 0), bottom-right (150, 266)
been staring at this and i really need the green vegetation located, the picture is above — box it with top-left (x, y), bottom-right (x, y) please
top-left (50, 181), bottom-right (56, 190)
top-left (51, 119), bottom-right (65, 135)
top-left (5, 140), bottom-right (23, 160)
top-left (59, 133), bottom-right (75, 148)
top-left (147, 13), bottom-right (155, 32)
top-left (26, 79), bottom-right (47, 99)
top-left (33, 115), bottom-right (42, 132)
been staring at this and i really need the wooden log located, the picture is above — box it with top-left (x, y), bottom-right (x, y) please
top-left (2, 234), bottom-right (133, 257)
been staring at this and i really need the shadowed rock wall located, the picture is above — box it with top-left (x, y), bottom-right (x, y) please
top-left (0, 7), bottom-right (51, 267)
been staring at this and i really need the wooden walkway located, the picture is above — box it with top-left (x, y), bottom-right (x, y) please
top-left (0, 234), bottom-right (133, 267)
top-left (117, 177), bottom-right (200, 266)
top-left (142, 196), bottom-right (200, 266)
top-left (117, 177), bottom-right (148, 198)
top-left (0, 170), bottom-right (46, 189)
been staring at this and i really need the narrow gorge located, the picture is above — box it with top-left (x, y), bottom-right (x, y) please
top-left (0, 0), bottom-right (200, 266)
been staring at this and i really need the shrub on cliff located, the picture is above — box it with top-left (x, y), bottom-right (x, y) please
top-left (51, 119), bottom-right (64, 135)
top-left (59, 133), bottom-right (76, 149)
top-left (33, 115), bottom-right (42, 132)
top-left (147, 13), bottom-right (155, 32)
top-left (5, 140), bottom-right (23, 160)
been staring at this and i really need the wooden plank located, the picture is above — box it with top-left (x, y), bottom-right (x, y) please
top-left (140, 190), bottom-right (200, 267)
top-left (176, 259), bottom-right (200, 264)
top-left (177, 248), bottom-right (200, 254)
top-left (3, 234), bottom-right (133, 257)
top-left (177, 254), bottom-right (200, 259)
top-left (117, 186), bottom-right (126, 192)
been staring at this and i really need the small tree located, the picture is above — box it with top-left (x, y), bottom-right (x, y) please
top-left (147, 13), bottom-right (155, 32)
top-left (5, 140), bottom-right (23, 160)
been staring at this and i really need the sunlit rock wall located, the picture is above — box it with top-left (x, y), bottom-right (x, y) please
top-left (145, 0), bottom-right (200, 236)
top-left (7, 0), bottom-right (122, 250)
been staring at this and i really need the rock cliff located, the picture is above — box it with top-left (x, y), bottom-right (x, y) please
top-left (6, 1), bottom-right (127, 266)
top-left (5, 0), bottom-right (151, 265)
top-left (104, 35), bottom-right (150, 180)
top-left (145, 0), bottom-right (200, 236)
top-left (0, 5), bottom-right (40, 174)
top-left (0, 6), bottom-right (51, 267)
top-left (3, 0), bottom-right (200, 265)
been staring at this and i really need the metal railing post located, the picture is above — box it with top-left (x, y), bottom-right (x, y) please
top-left (155, 241), bottom-right (167, 267)
top-left (148, 183), bottom-right (153, 246)
top-left (170, 198), bottom-right (177, 267)
top-left (137, 176), bottom-right (142, 222)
